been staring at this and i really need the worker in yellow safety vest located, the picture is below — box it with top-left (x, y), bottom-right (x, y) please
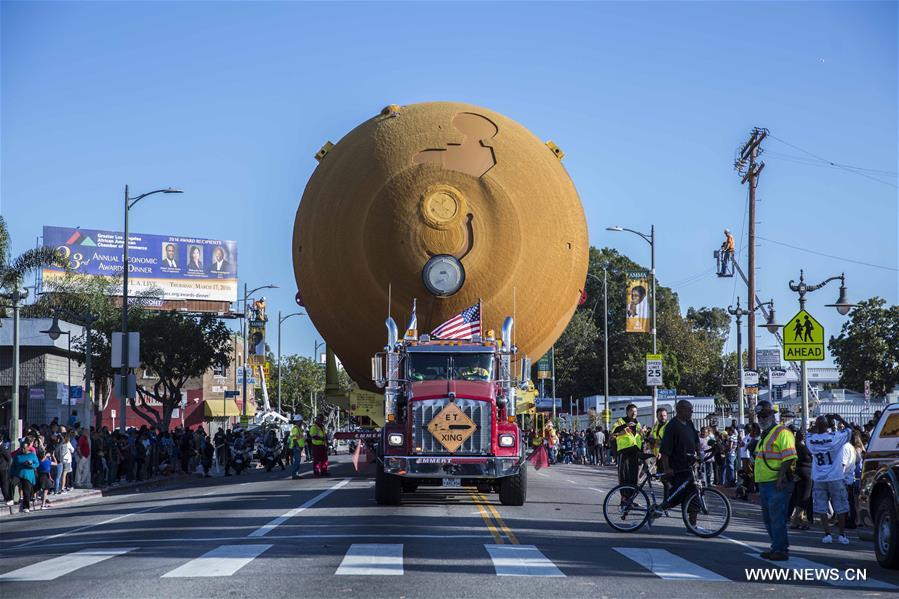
top-left (612, 403), bottom-right (643, 486)
top-left (753, 400), bottom-right (797, 561)
top-left (309, 414), bottom-right (330, 477)
top-left (650, 407), bottom-right (669, 457)
top-left (289, 415), bottom-right (306, 480)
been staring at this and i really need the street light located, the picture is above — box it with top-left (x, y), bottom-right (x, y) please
top-left (40, 316), bottom-right (72, 426)
top-left (788, 270), bottom-right (857, 431)
top-left (120, 185), bottom-right (183, 432)
top-left (41, 308), bottom-right (98, 485)
top-left (606, 224), bottom-right (657, 416)
top-left (1, 287), bottom-right (28, 439)
top-left (241, 283), bottom-right (279, 418)
top-left (587, 271), bottom-right (610, 432)
top-left (728, 298), bottom-right (779, 425)
top-left (277, 310), bottom-right (306, 414)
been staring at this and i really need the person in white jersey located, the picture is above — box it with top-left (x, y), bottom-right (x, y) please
top-left (807, 414), bottom-right (857, 545)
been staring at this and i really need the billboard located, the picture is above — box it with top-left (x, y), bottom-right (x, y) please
top-left (42, 226), bottom-right (238, 302)
top-left (625, 271), bottom-right (650, 333)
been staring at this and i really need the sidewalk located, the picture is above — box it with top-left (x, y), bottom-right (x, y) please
top-left (1, 471), bottom-right (197, 518)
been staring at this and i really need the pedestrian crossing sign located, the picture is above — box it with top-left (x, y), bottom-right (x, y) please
top-left (782, 309), bottom-right (825, 361)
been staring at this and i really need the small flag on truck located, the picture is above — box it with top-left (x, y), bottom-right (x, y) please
top-left (431, 301), bottom-right (481, 340)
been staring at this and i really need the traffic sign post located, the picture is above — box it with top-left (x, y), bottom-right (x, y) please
top-left (743, 370), bottom-right (759, 387)
top-left (783, 308), bottom-right (825, 432)
top-left (646, 354), bottom-right (663, 387)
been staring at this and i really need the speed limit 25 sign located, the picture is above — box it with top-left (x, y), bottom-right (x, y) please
top-left (646, 353), bottom-right (663, 387)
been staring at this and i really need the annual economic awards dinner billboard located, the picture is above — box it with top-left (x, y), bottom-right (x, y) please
top-left (42, 226), bottom-right (238, 303)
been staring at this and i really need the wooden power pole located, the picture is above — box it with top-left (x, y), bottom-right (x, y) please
top-left (736, 128), bottom-right (766, 405)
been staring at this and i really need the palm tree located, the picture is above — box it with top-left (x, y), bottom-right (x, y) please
top-left (0, 215), bottom-right (66, 311)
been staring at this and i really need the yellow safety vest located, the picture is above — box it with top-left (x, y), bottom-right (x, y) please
top-left (650, 421), bottom-right (668, 456)
top-left (754, 424), bottom-right (797, 483)
top-left (310, 424), bottom-right (327, 446)
top-left (613, 417), bottom-right (643, 451)
top-left (289, 425), bottom-right (305, 449)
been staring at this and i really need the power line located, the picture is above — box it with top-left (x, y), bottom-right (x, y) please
top-left (757, 235), bottom-right (898, 272)
top-left (767, 134), bottom-right (898, 188)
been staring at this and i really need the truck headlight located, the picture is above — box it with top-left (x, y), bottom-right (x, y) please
top-left (498, 434), bottom-right (516, 447)
top-left (387, 433), bottom-right (405, 447)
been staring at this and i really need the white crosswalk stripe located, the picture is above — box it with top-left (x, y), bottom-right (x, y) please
top-left (0, 548), bottom-right (136, 581)
top-left (745, 553), bottom-right (897, 589)
top-left (615, 548), bottom-right (728, 581)
top-left (336, 544), bottom-right (404, 575)
top-left (162, 545), bottom-right (272, 578)
top-left (485, 544), bottom-right (565, 577)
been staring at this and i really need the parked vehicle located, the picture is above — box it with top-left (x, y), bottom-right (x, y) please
top-left (858, 404), bottom-right (899, 569)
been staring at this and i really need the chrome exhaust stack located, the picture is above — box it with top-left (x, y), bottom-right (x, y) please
top-left (501, 317), bottom-right (515, 418)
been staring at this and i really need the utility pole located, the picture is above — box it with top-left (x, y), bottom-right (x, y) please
top-left (736, 128), bottom-right (766, 412)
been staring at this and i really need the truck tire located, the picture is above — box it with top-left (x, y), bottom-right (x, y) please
top-left (874, 497), bottom-right (899, 569)
top-left (375, 466), bottom-right (402, 506)
top-left (499, 463), bottom-right (527, 506)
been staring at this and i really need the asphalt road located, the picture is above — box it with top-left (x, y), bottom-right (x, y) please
top-left (1, 454), bottom-right (897, 598)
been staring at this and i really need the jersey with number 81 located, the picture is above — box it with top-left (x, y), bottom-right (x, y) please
top-left (807, 429), bottom-right (851, 482)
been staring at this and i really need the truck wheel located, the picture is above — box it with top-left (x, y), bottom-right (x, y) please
top-left (875, 497), bottom-right (899, 569)
top-left (375, 466), bottom-right (402, 506)
top-left (499, 463), bottom-right (527, 506)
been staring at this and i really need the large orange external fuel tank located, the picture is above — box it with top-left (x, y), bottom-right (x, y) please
top-left (293, 102), bottom-right (588, 387)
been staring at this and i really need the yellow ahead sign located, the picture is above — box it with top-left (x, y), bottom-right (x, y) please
top-left (783, 309), bottom-right (825, 361)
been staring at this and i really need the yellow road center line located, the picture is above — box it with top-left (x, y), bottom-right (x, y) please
top-left (479, 494), bottom-right (519, 545)
top-left (469, 491), bottom-right (503, 544)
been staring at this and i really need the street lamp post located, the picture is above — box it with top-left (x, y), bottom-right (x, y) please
top-left (241, 283), bottom-right (279, 418)
top-left (607, 224), bottom-right (657, 416)
top-left (727, 298), bottom-right (778, 426)
top-left (277, 310), bottom-right (305, 414)
top-left (40, 324), bottom-right (72, 422)
top-left (2, 287), bottom-right (28, 440)
top-left (587, 271), bottom-right (610, 432)
top-left (42, 310), bottom-right (98, 484)
top-left (120, 186), bottom-right (182, 432)
top-left (311, 340), bottom-right (325, 417)
top-left (788, 270), bottom-right (855, 431)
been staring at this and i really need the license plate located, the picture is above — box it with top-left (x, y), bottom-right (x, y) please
top-left (441, 478), bottom-right (461, 488)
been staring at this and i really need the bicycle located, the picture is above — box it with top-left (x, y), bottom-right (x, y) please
top-left (602, 452), bottom-right (732, 538)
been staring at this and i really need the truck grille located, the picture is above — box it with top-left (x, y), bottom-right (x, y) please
top-left (412, 398), bottom-right (493, 454)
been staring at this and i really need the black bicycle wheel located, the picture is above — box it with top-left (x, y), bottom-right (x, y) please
top-left (603, 484), bottom-right (651, 532)
top-left (682, 487), bottom-right (731, 538)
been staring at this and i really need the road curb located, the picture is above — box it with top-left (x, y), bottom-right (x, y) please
top-left (1, 473), bottom-right (190, 519)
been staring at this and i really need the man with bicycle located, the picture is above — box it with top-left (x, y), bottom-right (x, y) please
top-left (658, 399), bottom-right (701, 523)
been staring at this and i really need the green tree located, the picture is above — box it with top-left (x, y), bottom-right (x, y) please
top-left (131, 311), bottom-right (232, 430)
top-left (0, 215), bottom-right (66, 311)
top-left (553, 247), bottom-right (732, 401)
top-left (26, 274), bottom-right (161, 417)
top-left (268, 352), bottom-right (354, 420)
top-left (829, 297), bottom-right (899, 398)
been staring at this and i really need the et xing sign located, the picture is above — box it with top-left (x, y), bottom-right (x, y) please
top-left (782, 309), bottom-right (825, 361)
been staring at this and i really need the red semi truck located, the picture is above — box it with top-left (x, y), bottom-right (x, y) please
top-left (371, 315), bottom-right (528, 506)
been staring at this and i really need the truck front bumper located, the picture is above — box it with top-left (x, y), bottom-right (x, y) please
top-left (383, 455), bottom-right (520, 479)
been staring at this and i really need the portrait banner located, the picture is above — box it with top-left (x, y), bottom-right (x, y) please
top-left (625, 271), bottom-right (650, 333)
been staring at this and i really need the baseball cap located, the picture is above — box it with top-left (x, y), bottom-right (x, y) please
top-left (755, 400), bottom-right (774, 415)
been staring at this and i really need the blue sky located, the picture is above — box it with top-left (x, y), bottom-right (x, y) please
top-left (2, 1), bottom-right (896, 370)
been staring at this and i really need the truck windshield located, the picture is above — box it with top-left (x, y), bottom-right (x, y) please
top-left (408, 353), bottom-right (493, 382)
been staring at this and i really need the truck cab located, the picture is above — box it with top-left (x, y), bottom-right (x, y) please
top-left (371, 316), bottom-right (527, 506)
top-left (858, 403), bottom-right (899, 569)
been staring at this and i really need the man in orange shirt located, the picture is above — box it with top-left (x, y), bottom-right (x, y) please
top-left (719, 229), bottom-right (735, 275)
